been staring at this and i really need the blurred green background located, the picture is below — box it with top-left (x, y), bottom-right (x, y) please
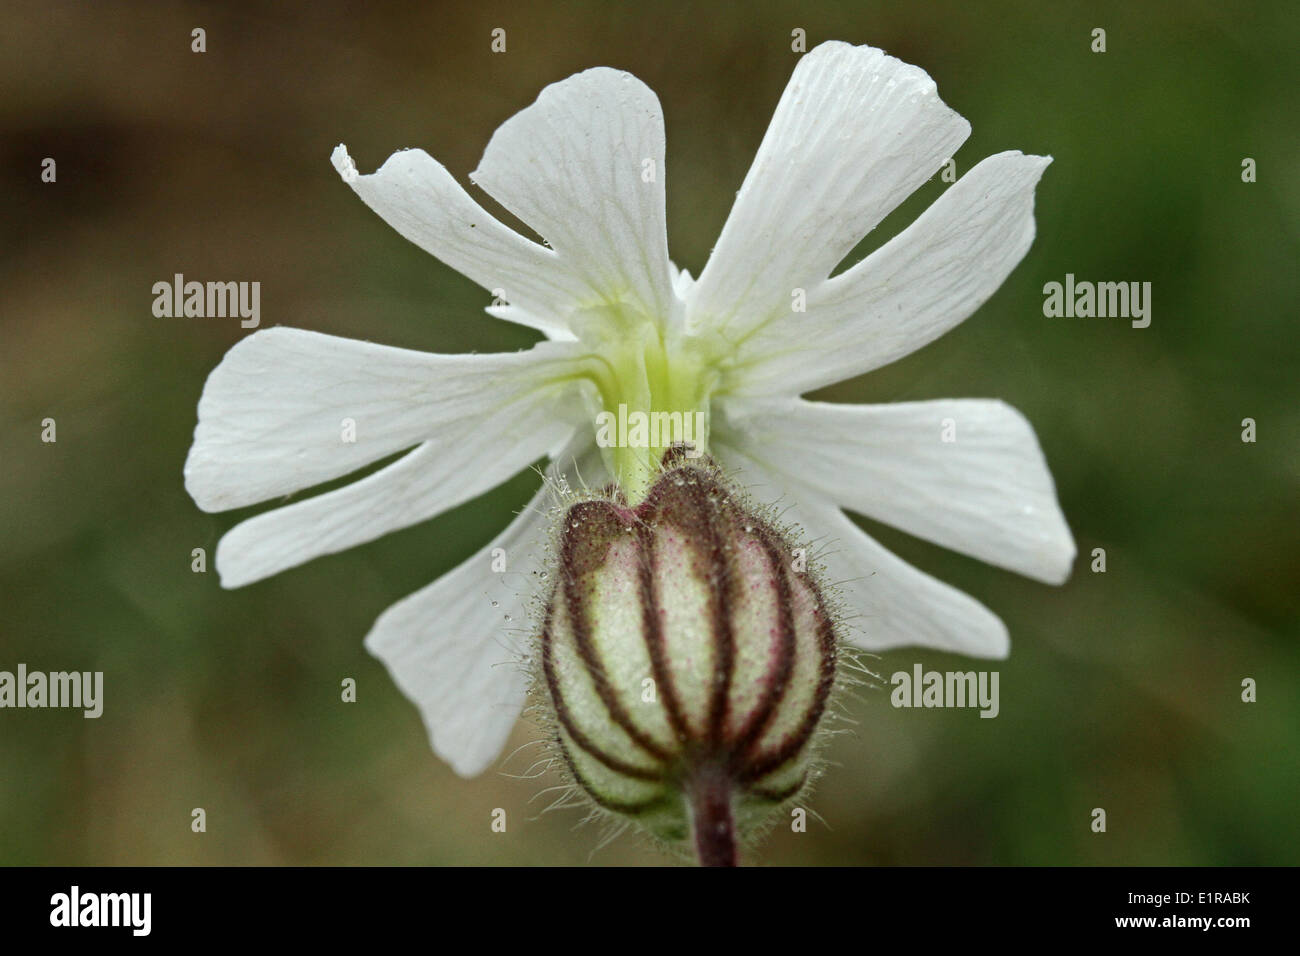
top-left (3, 0), bottom-right (1297, 865)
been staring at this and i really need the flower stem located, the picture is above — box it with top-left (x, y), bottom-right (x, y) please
top-left (689, 766), bottom-right (738, 867)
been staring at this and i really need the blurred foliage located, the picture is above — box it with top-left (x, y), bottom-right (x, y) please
top-left (1, 0), bottom-right (1297, 865)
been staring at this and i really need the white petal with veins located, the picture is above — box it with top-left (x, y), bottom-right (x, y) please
top-left (717, 397), bottom-right (1076, 583)
top-left (729, 151), bottom-right (1051, 397)
top-left (364, 439), bottom-right (607, 777)
top-left (688, 41), bottom-right (969, 342)
top-left (471, 68), bottom-right (676, 325)
top-left (713, 438), bottom-right (1011, 658)
top-left (332, 145), bottom-right (584, 337)
top-left (185, 327), bottom-right (584, 513)
top-left (214, 394), bottom-right (583, 587)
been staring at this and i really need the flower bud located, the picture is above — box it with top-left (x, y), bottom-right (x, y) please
top-left (538, 454), bottom-right (839, 865)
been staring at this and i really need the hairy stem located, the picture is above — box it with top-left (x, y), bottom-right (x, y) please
top-left (689, 767), bottom-right (738, 867)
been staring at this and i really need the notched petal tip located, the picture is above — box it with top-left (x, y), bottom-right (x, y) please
top-left (990, 149), bottom-right (1053, 180)
top-left (331, 143), bottom-right (358, 183)
top-left (805, 39), bottom-right (960, 115)
top-left (334, 143), bottom-right (449, 189)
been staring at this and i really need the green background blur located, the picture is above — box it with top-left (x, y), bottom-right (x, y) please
top-left (3, 0), bottom-right (1297, 865)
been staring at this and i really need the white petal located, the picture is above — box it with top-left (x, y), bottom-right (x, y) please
top-left (714, 438), bottom-right (1009, 658)
top-left (365, 489), bottom-right (539, 776)
top-left (185, 327), bottom-right (582, 513)
top-left (214, 395), bottom-right (582, 587)
top-left (718, 398), bottom-right (1076, 584)
top-left (470, 68), bottom-right (676, 324)
top-left (731, 151), bottom-right (1051, 397)
top-left (365, 439), bottom-right (608, 777)
top-left (332, 144), bottom-right (584, 337)
top-left (688, 41), bottom-right (969, 340)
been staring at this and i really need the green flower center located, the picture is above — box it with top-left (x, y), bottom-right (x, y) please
top-left (557, 303), bottom-right (727, 502)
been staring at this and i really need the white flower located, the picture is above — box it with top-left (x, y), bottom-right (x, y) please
top-left (185, 41), bottom-right (1075, 777)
